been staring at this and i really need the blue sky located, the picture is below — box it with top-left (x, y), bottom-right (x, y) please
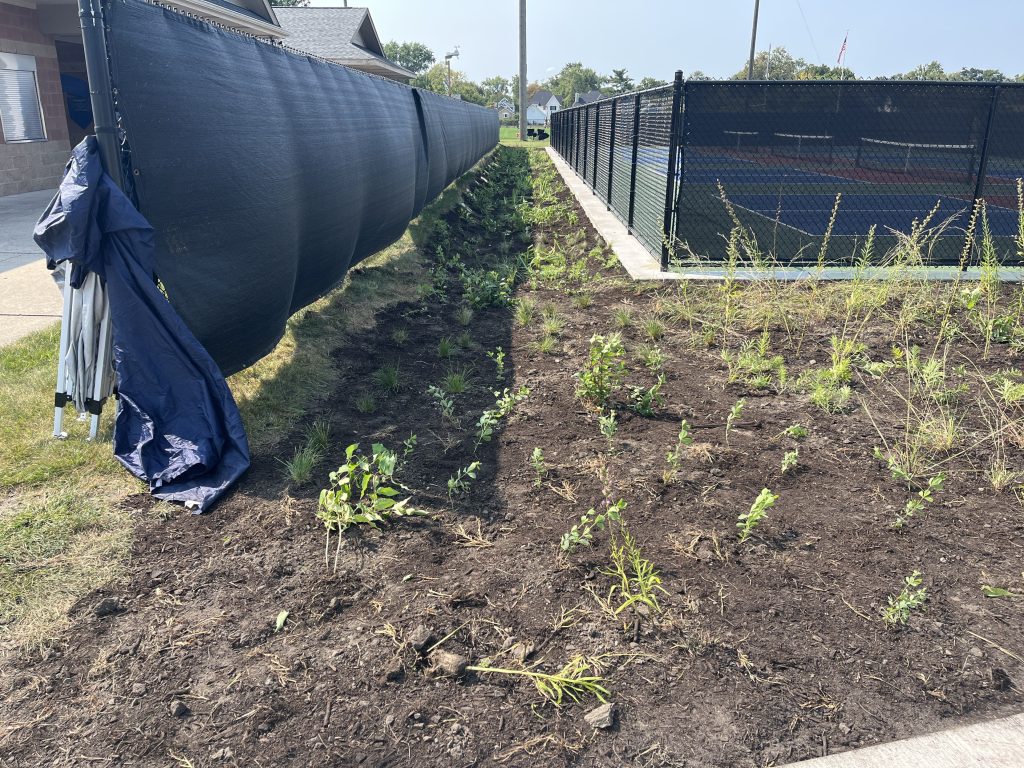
top-left (308, 1), bottom-right (1024, 83)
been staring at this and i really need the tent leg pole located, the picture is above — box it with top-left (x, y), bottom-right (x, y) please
top-left (87, 289), bottom-right (112, 441)
top-left (53, 262), bottom-right (75, 438)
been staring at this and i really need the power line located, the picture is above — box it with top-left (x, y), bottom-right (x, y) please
top-left (793, 0), bottom-right (821, 62)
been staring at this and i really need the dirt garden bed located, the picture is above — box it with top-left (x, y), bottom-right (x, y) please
top-left (1, 147), bottom-right (1022, 767)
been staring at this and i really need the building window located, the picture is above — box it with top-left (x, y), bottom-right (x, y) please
top-left (549, 105), bottom-right (558, 112)
top-left (0, 53), bottom-right (47, 143)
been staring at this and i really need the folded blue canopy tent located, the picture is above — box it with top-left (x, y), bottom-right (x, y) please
top-left (40, 0), bottom-right (498, 511)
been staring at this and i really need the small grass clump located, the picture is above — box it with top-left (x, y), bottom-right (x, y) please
top-left (372, 363), bottom-right (401, 393)
top-left (354, 391), bottom-right (377, 414)
top-left (442, 367), bottom-right (473, 395)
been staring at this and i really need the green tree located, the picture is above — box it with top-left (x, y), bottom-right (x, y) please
top-left (634, 75), bottom-right (667, 89)
top-left (412, 62), bottom-right (486, 104)
top-left (383, 41), bottom-right (435, 75)
top-left (952, 67), bottom-right (1007, 82)
top-left (797, 63), bottom-right (856, 80)
top-left (731, 47), bottom-right (807, 80)
top-left (545, 62), bottom-right (604, 106)
top-left (894, 61), bottom-right (947, 80)
top-left (481, 75), bottom-right (511, 104)
top-left (684, 72), bottom-right (710, 82)
top-left (606, 68), bottom-right (634, 94)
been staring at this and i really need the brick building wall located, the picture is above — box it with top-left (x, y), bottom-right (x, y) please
top-left (0, 1), bottom-right (72, 196)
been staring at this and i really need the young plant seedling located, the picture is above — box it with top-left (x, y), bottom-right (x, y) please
top-left (891, 473), bottom-right (945, 529)
top-left (664, 419), bottom-right (694, 483)
top-left (428, 384), bottom-right (458, 426)
top-left (781, 449), bottom-right (799, 474)
top-left (603, 526), bottom-right (668, 618)
top-left (486, 346), bottom-right (506, 380)
top-left (737, 488), bottom-right (777, 543)
top-left (576, 334), bottom-right (627, 407)
top-left (881, 570), bottom-right (927, 626)
top-left (372, 364), bottom-right (401, 393)
top-left (447, 461), bottom-right (482, 500)
top-left (725, 398), bottom-right (746, 446)
top-left (475, 386), bottom-right (530, 448)
top-left (317, 443), bottom-right (427, 570)
top-left (783, 423), bottom-right (808, 440)
top-left (530, 447), bottom-right (547, 487)
top-left (599, 410), bottom-right (618, 452)
top-left (561, 500), bottom-right (626, 552)
top-left (629, 374), bottom-right (666, 417)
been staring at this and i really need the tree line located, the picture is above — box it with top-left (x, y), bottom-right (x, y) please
top-left (383, 43), bottom-right (667, 108)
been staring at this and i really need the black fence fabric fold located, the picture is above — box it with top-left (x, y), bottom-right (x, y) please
top-left (105, 0), bottom-right (497, 374)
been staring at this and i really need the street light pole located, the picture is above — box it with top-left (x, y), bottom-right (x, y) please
top-left (746, 0), bottom-right (760, 81)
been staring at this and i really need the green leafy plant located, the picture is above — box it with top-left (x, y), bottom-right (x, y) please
top-left (486, 346), bottom-right (506, 380)
top-left (725, 398), bottom-right (746, 446)
top-left (599, 410), bottom-right (618, 451)
top-left (561, 499), bottom-right (626, 552)
top-left (317, 443), bottom-right (427, 570)
top-left (402, 433), bottom-right (417, 460)
top-left (881, 570), bottom-right (927, 626)
top-left (982, 584), bottom-right (1020, 599)
top-left (530, 447), bottom-right (547, 487)
top-left (475, 386), bottom-right (530, 448)
top-left (892, 473), bottom-right (945, 529)
top-left (783, 423), bottom-right (808, 440)
top-left (636, 344), bottom-right (667, 371)
top-left (427, 384), bottom-right (458, 425)
top-left (448, 461), bottom-right (482, 500)
top-left (721, 330), bottom-right (786, 391)
top-left (576, 334), bottom-right (627, 407)
top-left (629, 374), bottom-right (666, 416)
top-left (462, 265), bottom-right (516, 308)
top-left (603, 526), bottom-right (668, 617)
top-left (665, 419), bottom-right (694, 478)
top-left (737, 488), bottom-right (777, 543)
top-left (781, 449), bottom-right (799, 474)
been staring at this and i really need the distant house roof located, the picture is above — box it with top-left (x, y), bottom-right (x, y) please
top-left (528, 89), bottom-right (559, 106)
top-left (526, 104), bottom-right (547, 124)
top-left (274, 7), bottom-right (414, 82)
top-left (573, 89), bottom-right (605, 106)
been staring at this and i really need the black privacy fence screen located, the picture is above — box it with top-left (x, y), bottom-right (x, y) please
top-left (101, 0), bottom-right (497, 374)
top-left (551, 74), bottom-right (1024, 270)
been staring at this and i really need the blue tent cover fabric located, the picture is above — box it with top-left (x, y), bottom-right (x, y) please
top-left (34, 137), bottom-right (250, 512)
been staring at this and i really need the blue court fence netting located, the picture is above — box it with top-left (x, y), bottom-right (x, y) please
top-left (550, 74), bottom-right (1024, 270)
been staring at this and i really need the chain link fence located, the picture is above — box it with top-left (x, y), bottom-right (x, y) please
top-left (551, 76), bottom-right (1024, 270)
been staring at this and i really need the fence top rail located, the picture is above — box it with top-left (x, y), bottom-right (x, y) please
top-left (553, 78), bottom-right (1024, 116)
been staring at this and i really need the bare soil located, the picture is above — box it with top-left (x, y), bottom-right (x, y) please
top-left (1, 148), bottom-right (1021, 768)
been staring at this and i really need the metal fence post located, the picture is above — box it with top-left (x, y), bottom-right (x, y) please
top-left (582, 106), bottom-right (590, 182)
top-left (627, 91), bottom-right (642, 230)
top-left (606, 98), bottom-right (617, 206)
top-left (592, 102), bottom-right (600, 190)
top-left (972, 85), bottom-right (1001, 213)
top-left (574, 109), bottom-right (581, 172)
top-left (661, 71), bottom-right (685, 270)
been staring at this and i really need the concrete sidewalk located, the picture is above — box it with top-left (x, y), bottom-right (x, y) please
top-left (0, 189), bottom-right (61, 346)
top-left (785, 712), bottom-right (1024, 767)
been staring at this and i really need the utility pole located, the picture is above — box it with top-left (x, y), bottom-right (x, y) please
top-left (746, 0), bottom-right (760, 80)
top-left (518, 0), bottom-right (527, 141)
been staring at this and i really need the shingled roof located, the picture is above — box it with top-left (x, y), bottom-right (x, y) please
top-left (274, 7), bottom-right (414, 83)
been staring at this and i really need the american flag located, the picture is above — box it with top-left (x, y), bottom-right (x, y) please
top-left (837, 33), bottom-right (848, 65)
